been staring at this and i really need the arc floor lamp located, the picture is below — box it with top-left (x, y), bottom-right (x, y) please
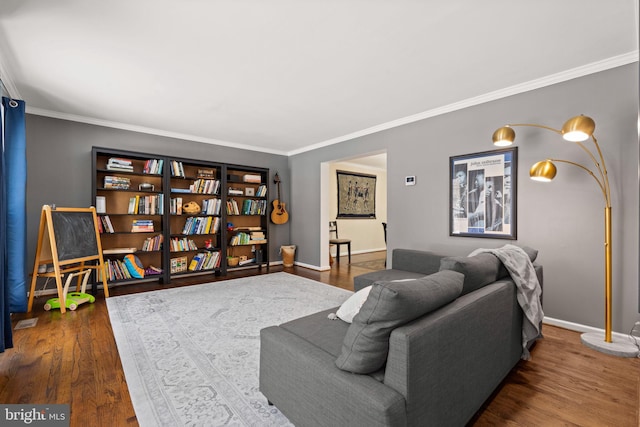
top-left (492, 115), bottom-right (638, 357)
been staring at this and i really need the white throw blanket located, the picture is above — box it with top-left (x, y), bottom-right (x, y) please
top-left (469, 244), bottom-right (544, 360)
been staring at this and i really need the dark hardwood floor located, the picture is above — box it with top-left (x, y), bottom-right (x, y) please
top-left (2, 251), bottom-right (639, 426)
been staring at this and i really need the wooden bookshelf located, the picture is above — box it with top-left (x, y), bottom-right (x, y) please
top-left (224, 166), bottom-right (269, 270)
top-left (92, 147), bottom-right (269, 287)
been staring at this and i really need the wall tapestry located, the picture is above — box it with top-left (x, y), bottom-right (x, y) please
top-left (336, 170), bottom-right (376, 218)
top-left (450, 147), bottom-right (517, 239)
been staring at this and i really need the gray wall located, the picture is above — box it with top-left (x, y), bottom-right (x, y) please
top-left (25, 116), bottom-right (291, 281)
top-left (289, 63), bottom-right (639, 334)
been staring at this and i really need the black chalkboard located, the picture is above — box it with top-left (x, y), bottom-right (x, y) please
top-left (50, 210), bottom-right (99, 261)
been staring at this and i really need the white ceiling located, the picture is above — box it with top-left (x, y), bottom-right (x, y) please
top-left (0, 1), bottom-right (638, 156)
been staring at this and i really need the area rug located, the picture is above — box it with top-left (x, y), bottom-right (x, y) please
top-left (107, 272), bottom-right (352, 427)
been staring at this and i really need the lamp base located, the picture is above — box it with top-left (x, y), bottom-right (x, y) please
top-left (580, 332), bottom-right (639, 358)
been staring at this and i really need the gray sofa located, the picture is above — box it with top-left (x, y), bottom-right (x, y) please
top-left (260, 248), bottom-right (543, 427)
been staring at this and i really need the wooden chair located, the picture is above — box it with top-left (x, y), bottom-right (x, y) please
top-left (329, 221), bottom-right (351, 264)
top-left (382, 222), bottom-right (387, 267)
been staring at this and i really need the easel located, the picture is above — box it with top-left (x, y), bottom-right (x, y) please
top-left (28, 205), bottom-right (109, 314)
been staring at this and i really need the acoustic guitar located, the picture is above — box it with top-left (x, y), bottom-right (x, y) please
top-left (271, 173), bottom-right (289, 224)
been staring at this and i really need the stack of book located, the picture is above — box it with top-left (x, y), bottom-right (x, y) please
top-left (131, 219), bottom-right (154, 232)
top-left (249, 231), bottom-right (266, 244)
top-left (103, 176), bottom-right (131, 189)
top-left (106, 157), bottom-right (134, 172)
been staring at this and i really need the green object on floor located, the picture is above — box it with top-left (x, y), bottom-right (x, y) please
top-left (44, 292), bottom-right (95, 311)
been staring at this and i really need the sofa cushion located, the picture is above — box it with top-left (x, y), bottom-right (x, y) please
top-left (335, 270), bottom-right (464, 374)
top-left (440, 246), bottom-right (539, 296)
top-left (337, 286), bottom-right (372, 323)
top-left (353, 270), bottom-right (426, 292)
top-left (439, 253), bottom-right (502, 296)
top-left (280, 308), bottom-right (350, 357)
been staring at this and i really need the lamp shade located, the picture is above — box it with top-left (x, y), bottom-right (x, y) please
top-left (530, 160), bottom-right (557, 182)
top-left (561, 115), bottom-right (595, 142)
top-left (492, 126), bottom-right (515, 146)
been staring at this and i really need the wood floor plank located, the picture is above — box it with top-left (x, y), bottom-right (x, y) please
top-left (1, 251), bottom-right (638, 426)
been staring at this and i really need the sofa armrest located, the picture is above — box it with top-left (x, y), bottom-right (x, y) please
top-left (260, 326), bottom-right (407, 427)
top-left (391, 249), bottom-right (447, 275)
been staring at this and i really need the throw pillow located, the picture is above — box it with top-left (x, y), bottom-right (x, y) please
top-left (439, 253), bottom-right (502, 296)
top-left (123, 254), bottom-right (145, 279)
top-left (335, 270), bottom-right (464, 374)
top-left (336, 286), bottom-right (372, 323)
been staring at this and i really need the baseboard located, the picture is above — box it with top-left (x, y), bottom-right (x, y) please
top-left (543, 316), bottom-right (631, 340)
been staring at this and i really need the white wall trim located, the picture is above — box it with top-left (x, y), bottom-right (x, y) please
top-left (543, 316), bottom-right (633, 340)
top-left (288, 51), bottom-right (639, 156)
top-left (17, 53), bottom-right (637, 158)
top-left (25, 107), bottom-right (289, 156)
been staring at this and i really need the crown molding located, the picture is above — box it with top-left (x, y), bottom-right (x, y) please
top-left (25, 107), bottom-right (289, 156)
top-left (288, 51), bottom-right (639, 156)
top-left (16, 51), bottom-right (640, 157)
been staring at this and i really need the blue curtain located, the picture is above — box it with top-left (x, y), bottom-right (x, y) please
top-left (1, 96), bottom-right (28, 352)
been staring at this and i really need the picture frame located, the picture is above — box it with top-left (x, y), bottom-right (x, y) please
top-left (449, 147), bottom-right (517, 239)
top-left (245, 187), bottom-right (255, 196)
top-left (336, 170), bottom-right (376, 218)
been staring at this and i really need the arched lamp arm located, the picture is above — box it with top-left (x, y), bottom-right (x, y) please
top-left (508, 123), bottom-right (562, 135)
top-left (549, 158), bottom-right (610, 207)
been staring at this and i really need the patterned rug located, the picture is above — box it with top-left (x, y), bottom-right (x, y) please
top-left (107, 272), bottom-right (352, 426)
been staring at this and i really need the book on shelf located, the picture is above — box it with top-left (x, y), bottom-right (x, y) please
top-left (170, 197), bottom-right (183, 215)
top-left (171, 160), bottom-right (185, 177)
top-left (243, 174), bottom-right (262, 183)
top-left (171, 188), bottom-right (191, 194)
top-left (129, 194), bottom-right (163, 215)
top-left (143, 158), bottom-right (163, 174)
top-left (202, 198), bottom-right (221, 215)
top-left (100, 215), bottom-right (115, 233)
top-left (191, 179), bottom-right (220, 194)
top-left (181, 216), bottom-right (220, 235)
top-left (240, 199), bottom-right (267, 215)
top-left (102, 247), bottom-right (137, 254)
top-left (226, 199), bottom-right (240, 215)
top-left (188, 251), bottom-right (221, 271)
top-left (239, 257), bottom-right (256, 266)
top-left (170, 256), bottom-right (188, 274)
top-left (131, 219), bottom-right (154, 232)
top-left (256, 184), bottom-right (267, 197)
top-left (235, 226), bottom-right (262, 231)
top-left (228, 187), bottom-right (244, 196)
top-left (103, 176), bottom-right (131, 189)
top-left (170, 237), bottom-right (198, 252)
top-left (142, 234), bottom-right (164, 251)
top-left (106, 157), bottom-right (133, 172)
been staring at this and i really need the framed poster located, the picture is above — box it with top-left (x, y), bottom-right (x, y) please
top-left (450, 147), bottom-right (517, 239)
top-left (336, 170), bottom-right (376, 218)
